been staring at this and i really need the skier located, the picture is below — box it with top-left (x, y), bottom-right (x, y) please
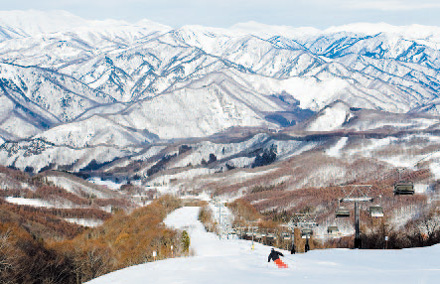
top-left (268, 248), bottom-right (288, 268)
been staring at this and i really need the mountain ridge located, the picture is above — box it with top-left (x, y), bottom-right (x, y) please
top-left (0, 10), bottom-right (440, 173)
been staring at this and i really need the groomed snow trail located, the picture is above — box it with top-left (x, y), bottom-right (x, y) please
top-left (88, 207), bottom-right (440, 284)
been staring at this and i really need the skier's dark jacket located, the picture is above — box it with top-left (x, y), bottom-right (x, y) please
top-left (268, 249), bottom-right (284, 262)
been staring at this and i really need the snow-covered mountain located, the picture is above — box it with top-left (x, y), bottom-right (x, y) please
top-left (1, 10), bottom-right (440, 172)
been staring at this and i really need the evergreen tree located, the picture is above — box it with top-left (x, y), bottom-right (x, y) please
top-left (181, 230), bottom-right (190, 254)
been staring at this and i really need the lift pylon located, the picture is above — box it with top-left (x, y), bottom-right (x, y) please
top-left (339, 185), bottom-right (374, 249)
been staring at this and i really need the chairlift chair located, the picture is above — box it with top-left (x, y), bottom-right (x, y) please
top-left (335, 206), bottom-right (350, 218)
top-left (301, 228), bottom-right (313, 238)
top-left (393, 182), bottom-right (415, 195)
top-left (369, 205), bottom-right (384, 218)
top-left (281, 232), bottom-right (291, 240)
top-left (266, 233), bottom-right (275, 240)
top-left (327, 225), bottom-right (339, 234)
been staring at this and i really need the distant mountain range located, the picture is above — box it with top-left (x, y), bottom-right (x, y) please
top-left (1, 10), bottom-right (440, 173)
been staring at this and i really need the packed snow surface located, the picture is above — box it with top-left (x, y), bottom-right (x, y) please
top-left (88, 207), bottom-right (440, 284)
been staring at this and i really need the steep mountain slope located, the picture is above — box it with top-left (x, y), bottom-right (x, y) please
top-left (35, 115), bottom-right (158, 148)
top-left (108, 71), bottom-right (281, 139)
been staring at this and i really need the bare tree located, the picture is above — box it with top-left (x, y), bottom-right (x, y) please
top-left (0, 230), bottom-right (22, 284)
top-left (417, 209), bottom-right (440, 244)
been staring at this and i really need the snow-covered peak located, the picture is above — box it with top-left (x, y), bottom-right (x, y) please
top-left (136, 19), bottom-right (172, 31)
top-left (0, 10), bottom-right (87, 37)
top-left (0, 10), bottom-right (171, 40)
top-left (2, 11), bottom-right (440, 43)
top-left (178, 24), bottom-right (240, 37)
top-left (325, 22), bottom-right (406, 35)
top-left (230, 21), bottom-right (440, 44)
top-left (171, 25), bottom-right (248, 54)
top-left (82, 18), bottom-right (171, 33)
top-left (230, 21), bottom-right (321, 39)
top-left (324, 22), bottom-right (440, 42)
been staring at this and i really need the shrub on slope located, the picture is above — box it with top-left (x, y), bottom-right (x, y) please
top-left (198, 205), bottom-right (218, 233)
top-left (0, 223), bottom-right (76, 284)
top-left (51, 195), bottom-right (184, 282)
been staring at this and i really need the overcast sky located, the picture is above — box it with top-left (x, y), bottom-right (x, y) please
top-left (2, 0), bottom-right (440, 28)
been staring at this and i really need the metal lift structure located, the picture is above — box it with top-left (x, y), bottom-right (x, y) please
top-left (338, 185), bottom-right (374, 249)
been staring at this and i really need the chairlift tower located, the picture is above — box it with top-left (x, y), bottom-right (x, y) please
top-left (339, 185), bottom-right (373, 249)
top-left (288, 212), bottom-right (318, 252)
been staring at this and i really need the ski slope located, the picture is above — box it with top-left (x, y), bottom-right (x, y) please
top-left (88, 207), bottom-right (440, 284)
